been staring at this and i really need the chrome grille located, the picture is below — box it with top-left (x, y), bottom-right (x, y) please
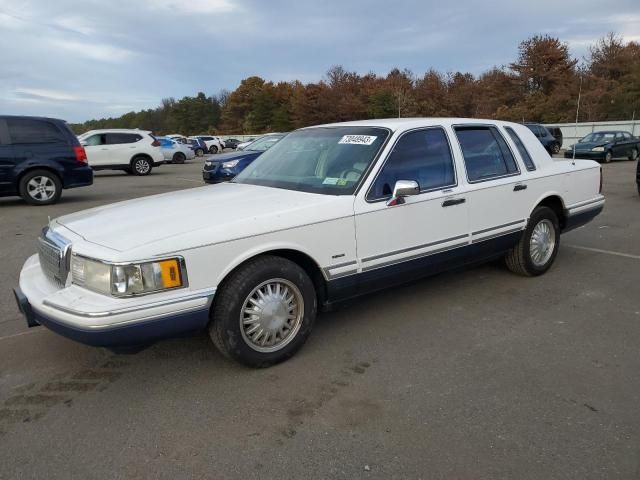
top-left (37, 227), bottom-right (71, 288)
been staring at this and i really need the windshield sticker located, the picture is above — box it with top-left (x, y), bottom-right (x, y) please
top-left (323, 177), bottom-right (339, 185)
top-left (338, 135), bottom-right (377, 146)
top-left (336, 178), bottom-right (348, 186)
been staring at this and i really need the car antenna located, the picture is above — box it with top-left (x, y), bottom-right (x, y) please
top-left (571, 75), bottom-right (583, 166)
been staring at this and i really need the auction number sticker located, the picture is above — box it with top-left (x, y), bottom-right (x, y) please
top-left (338, 135), bottom-right (377, 145)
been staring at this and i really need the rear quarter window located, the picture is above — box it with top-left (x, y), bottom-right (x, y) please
top-left (7, 118), bottom-right (68, 145)
top-left (504, 126), bottom-right (536, 171)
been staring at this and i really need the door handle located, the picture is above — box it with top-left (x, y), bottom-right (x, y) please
top-left (442, 198), bottom-right (466, 207)
top-left (513, 184), bottom-right (527, 191)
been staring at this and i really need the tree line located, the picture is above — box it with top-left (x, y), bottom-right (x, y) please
top-left (70, 33), bottom-right (640, 135)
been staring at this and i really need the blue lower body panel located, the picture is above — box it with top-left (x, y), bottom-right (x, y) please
top-left (13, 288), bottom-right (209, 348)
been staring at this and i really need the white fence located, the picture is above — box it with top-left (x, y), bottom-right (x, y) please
top-left (542, 120), bottom-right (639, 149)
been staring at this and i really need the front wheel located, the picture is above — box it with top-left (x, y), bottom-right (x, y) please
top-left (195, 148), bottom-right (204, 157)
top-left (209, 255), bottom-right (317, 368)
top-left (131, 156), bottom-right (152, 176)
top-left (505, 206), bottom-right (560, 276)
top-left (604, 151), bottom-right (613, 163)
top-left (629, 148), bottom-right (638, 161)
top-left (209, 145), bottom-right (218, 154)
top-left (19, 170), bottom-right (62, 205)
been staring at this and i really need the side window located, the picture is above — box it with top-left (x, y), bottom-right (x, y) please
top-left (454, 126), bottom-right (519, 182)
top-left (623, 132), bottom-right (632, 140)
top-left (84, 134), bottom-right (104, 146)
top-left (504, 126), bottom-right (536, 171)
top-left (159, 139), bottom-right (172, 147)
top-left (615, 132), bottom-right (624, 141)
top-left (7, 118), bottom-right (67, 144)
top-left (105, 133), bottom-right (138, 145)
top-left (368, 127), bottom-right (455, 200)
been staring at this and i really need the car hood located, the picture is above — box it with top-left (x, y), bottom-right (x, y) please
top-left (208, 150), bottom-right (261, 163)
top-left (54, 183), bottom-right (354, 254)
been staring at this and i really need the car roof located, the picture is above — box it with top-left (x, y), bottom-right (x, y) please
top-left (590, 130), bottom-right (629, 134)
top-left (0, 114), bottom-right (69, 123)
top-left (81, 128), bottom-right (151, 134)
top-left (308, 118), bottom-right (524, 132)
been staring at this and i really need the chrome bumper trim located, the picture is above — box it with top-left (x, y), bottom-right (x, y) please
top-left (41, 288), bottom-right (216, 319)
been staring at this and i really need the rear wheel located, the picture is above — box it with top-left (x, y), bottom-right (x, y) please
top-left (209, 145), bottom-right (218, 154)
top-left (195, 148), bottom-right (204, 157)
top-left (172, 152), bottom-right (186, 164)
top-left (131, 156), bottom-right (152, 176)
top-left (19, 170), bottom-right (62, 205)
top-left (505, 206), bottom-right (560, 276)
top-left (209, 255), bottom-right (317, 368)
top-left (629, 148), bottom-right (638, 161)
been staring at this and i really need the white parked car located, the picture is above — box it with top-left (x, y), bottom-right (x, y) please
top-left (194, 135), bottom-right (225, 154)
top-left (157, 136), bottom-right (196, 164)
top-left (15, 118), bottom-right (604, 367)
top-left (78, 129), bottom-right (164, 176)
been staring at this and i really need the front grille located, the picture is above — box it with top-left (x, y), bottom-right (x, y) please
top-left (37, 228), bottom-right (71, 288)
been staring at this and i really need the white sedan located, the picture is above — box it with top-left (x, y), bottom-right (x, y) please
top-left (15, 118), bottom-right (604, 367)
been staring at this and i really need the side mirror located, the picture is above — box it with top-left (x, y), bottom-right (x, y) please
top-left (80, 141), bottom-right (88, 147)
top-left (387, 180), bottom-right (420, 206)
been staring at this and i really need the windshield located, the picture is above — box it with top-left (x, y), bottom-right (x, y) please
top-left (580, 132), bottom-right (616, 143)
top-left (234, 127), bottom-right (389, 195)
top-left (246, 135), bottom-right (285, 152)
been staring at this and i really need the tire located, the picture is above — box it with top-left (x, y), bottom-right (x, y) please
top-left (19, 169), bottom-right (62, 205)
top-left (172, 152), bottom-right (186, 164)
top-left (131, 156), bottom-right (152, 176)
top-left (209, 145), bottom-right (218, 154)
top-left (195, 148), bottom-right (204, 157)
top-left (629, 148), bottom-right (638, 161)
top-left (604, 151), bottom-right (613, 163)
top-left (209, 255), bottom-right (317, 368)
top-left (551, 143), bottom-right (560, 155)
top-left (505, 206), bottom-right (560, 277)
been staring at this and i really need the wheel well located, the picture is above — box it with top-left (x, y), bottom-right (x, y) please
top-left (536, 195), bottom-right (566, 230)
top-left (17, 166), bottom-right (62, 190)
top-left (213, 249), bottom-right (328, 312)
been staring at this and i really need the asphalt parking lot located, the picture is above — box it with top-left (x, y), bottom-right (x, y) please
top-left (1, 157), bottom-right (639, 479)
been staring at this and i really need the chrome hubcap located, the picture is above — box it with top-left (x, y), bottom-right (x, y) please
top-left (27, 176), bottom-right (55, 200)
top-left (240, 279), bottom-right (303, 353)
top-left (530, 219), bottom-right (556, 267)
top-left (135, 160), bottom-right (150, 173)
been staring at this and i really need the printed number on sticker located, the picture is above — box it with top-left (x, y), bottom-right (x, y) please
top-left (338, 135), bottom-right (377, 145)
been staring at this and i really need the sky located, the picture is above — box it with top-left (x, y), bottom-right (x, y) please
top-left (1, 0), bottom-right (639, 122)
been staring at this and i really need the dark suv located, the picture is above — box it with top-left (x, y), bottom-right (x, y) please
top-left (524, 123), bottom-right (561, 155)
top-left (0, 116), bottom-right (93, 205)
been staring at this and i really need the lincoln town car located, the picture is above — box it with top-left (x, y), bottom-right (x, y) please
top-left (15, 118), bottom-right (604, 367)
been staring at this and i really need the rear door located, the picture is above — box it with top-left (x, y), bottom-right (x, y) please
top-left (452, 124), bottom-right (530, 256)
top-left (102, 133), bottom-right (142, 166)
top-left (0, 119), bottom-right (15, 193)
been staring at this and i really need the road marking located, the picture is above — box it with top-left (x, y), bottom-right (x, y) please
top-left (0, 329), bottom-right (40, 342)
top-left (566, 244), bottom-right (640, 260)
top-left (175, 177), bottom-right (202, 184)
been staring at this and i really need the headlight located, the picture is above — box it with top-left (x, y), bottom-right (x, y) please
top-left (222, 160), bottom-right (239, 168)
top-left (591, 146), bottom-right (605, 152)
top-left (71, 255), bottom-right (186, 297)
top-left (204, 161), bottom-right (212, 167)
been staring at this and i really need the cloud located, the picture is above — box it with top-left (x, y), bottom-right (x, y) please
top-left (15, 88), bottom-right (85, 102)
top-left (148, 0), bottom-right (238, 14)
top-left (51, 39), bottom-right (136, 62)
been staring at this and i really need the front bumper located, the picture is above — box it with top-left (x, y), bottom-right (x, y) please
top-left (202, 167), bottom-right (235, 184)
top-left (15, 255), bottom-right (214, 348)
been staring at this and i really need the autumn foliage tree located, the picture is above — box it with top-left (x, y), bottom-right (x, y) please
top-left (71, 33), bottom-right (640, 135)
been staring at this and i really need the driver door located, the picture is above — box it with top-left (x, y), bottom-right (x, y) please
top-left (82, 133), bottom-right (111, 166)
top-left (353, 127), bottom-right (469, 289)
